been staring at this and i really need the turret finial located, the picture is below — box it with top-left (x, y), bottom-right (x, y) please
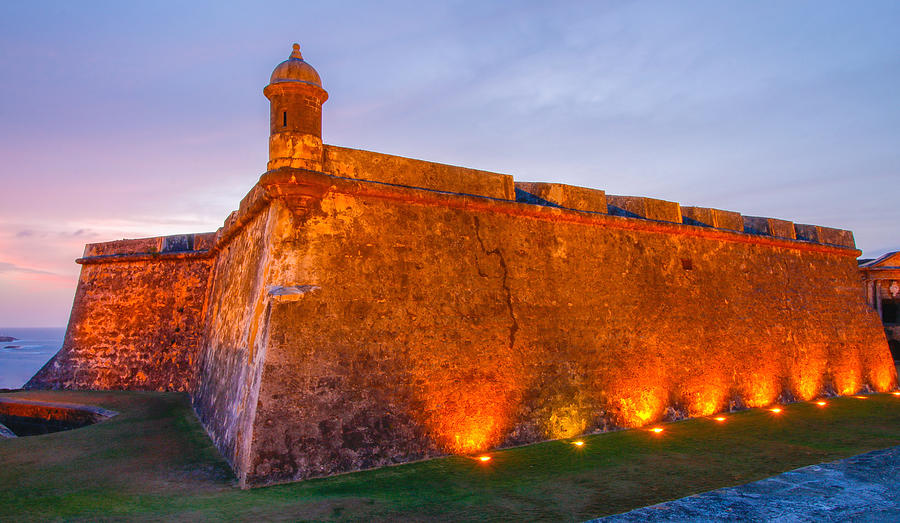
top-left (290, 43), bottom-right (303, 60)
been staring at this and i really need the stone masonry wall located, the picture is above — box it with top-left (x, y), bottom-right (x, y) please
top-left (27, 248), bottom-right (212, 392)
top-left (232, 167), bottom-right (896, 486)
top-left (26, 145), bottom-right (896, 488)
top-left (191, 200), bottom-right (280, 483)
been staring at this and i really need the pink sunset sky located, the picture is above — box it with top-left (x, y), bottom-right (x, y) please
top-left (1, 1), bottom-right (898, 327)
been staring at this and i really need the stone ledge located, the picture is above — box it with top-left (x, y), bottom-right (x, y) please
top-left (795, 224), bottom-right (855, 249)
top-left (77, 250), bottom-right (211, 265)
top-left (606, 195), bottom-right (682, 224)
top-left (0, 397), bottom-right (119, 437)
top-left (743, 216), bottom-right (797, 240)
top-left (0, 397), bottom-right (119, 419)
top-left (681, 206), bottom-right (743, 232)
top-left (83, 233), bottom-right (217, 258)
top-left (323, 144), bottom-right (516, 201)
top-left (515, 182), bottom-right (607, 213)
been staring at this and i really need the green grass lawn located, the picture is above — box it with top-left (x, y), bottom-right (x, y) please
top-left (2, 389), bottom-right (900, 522)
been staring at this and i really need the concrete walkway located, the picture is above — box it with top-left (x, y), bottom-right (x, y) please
top-left (593, 446), bottom-right (900, 522)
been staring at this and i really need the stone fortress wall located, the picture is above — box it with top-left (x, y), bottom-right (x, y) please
top-left (26, 43), bottom-right (897, 487)
top-left (28, 146), bottom-right (896, 485)
top-left (28, 234), bottom-right (215, 392)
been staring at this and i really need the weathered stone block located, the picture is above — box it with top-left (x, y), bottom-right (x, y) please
top-left (681, 206), bottom-right (743, 232)
top-left (84, 237), bottom-right (163, 257)
top-left (322, 145), bottom-right (515, 200)
top-left (223, 211), bottom-right (239, 231)
top-left (820, 227), bottom-right (855, 249)
top-left (743, 216), bottom-right (797, 239)
top-left (794, 224), bottom-right (817, 242)
top-left (163, 235), bottom-right (193, 253)
top-left (606, 195), bottom-right (682, 223)
top-left (768, 218), bottom-right (796, 239)
top-left (795, 224), bottom-right (855, 248)
top-left (514, 182), bottom-right (607, 213)
top-left (715, 210), bottom-right (745, 232)
top-left (193, 232), bottom-right (217, 251)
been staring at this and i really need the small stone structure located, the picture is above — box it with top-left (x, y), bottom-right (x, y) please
top-left (0, 397), bottom-right (117, 436)
top-left (860, 252), bottom-right (900, 360)
top-left (27, 44), bottom-right (897, 487)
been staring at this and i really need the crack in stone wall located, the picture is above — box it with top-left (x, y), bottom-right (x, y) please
top-left (473, 215), bottom-right (519, 350)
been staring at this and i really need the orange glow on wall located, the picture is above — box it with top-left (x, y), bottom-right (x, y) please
top-left (833, 358), bottom-right (863, 396)
top-left (452, 418), bottom-right (499, 454)
top-left (415, 355), bottom-right (523, 454)
top-left (866, 356), bottom-right (897, 393)
top-left (680, 375), bottom-right (727, 418)
top-left (733, 346), bottom-right (782, 408)
top-left (789, 353), bottom-right (825, 401)
top-left (545, 404), bottom-right (589, 439)
top-left (673, 366), bottom-right (728, 418)
top-left (611, 384), bottom-right (667, 427)
top-left (687, 387), bottom-right (727, 417)
top-left (742, 375), bottom-right (780, 408)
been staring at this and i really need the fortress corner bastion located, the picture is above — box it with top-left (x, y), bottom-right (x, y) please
top-left (25, 43), bottom-right (898, 487)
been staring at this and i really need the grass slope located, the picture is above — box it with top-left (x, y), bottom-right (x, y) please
top-left (1, 390), bottom-right (900, 521)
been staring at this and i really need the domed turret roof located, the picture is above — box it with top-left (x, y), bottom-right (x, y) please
top-left (269, 43), bottom-right (322, 87)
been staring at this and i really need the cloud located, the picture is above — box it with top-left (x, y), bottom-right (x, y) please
top-left (0, 260), bottom-right (73, 288)
top-left (0, 261), bottom-right (59, 277)
top-left (14, 228), bottom-right (90, 239)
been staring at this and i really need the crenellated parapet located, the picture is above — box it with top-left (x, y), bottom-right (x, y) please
top-left (73, 177), bottom-right (858, 264)
top-left (80, 233), bottom-right (216, 262)
top-left (512, 178), bottom-right (853, 250)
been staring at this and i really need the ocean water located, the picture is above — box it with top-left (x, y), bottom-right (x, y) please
top-left (0, 327), bottom-right (65, 389)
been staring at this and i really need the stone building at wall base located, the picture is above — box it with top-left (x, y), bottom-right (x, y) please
top-left (27, 44), bottom-right (898, 487)
top-left (860, 252), bottom-right (900, 360)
